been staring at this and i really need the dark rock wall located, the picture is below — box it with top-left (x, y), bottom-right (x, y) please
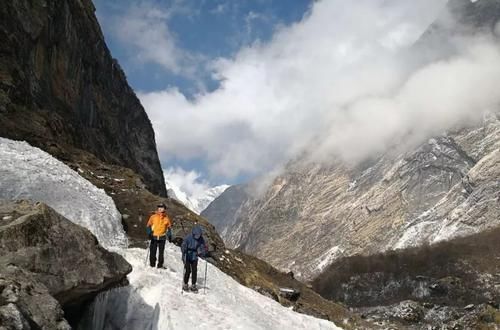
top-left (0, 0), bottom-right (166, 196)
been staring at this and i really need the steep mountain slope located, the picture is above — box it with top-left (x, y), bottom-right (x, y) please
top-left (0, 0), bottom-right (166, 196)
top-left (201, 184), bottom-right (252, 231)
top-left (209, 112), bottom-right (500, 281)
top-left (202, 0), bottom-right (500, 281)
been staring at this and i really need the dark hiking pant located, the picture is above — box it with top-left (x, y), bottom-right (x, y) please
top-left (183, 260), bottom-right (198, 285)
top-left (150, 238), bottom-right (166, 267)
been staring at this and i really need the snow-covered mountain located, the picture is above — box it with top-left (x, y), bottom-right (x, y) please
top-left (0, 138), bottom-right (340, 330)
top-left (164, 168), bottom-right (229, 214)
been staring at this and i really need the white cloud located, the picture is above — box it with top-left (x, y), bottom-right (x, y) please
top-left (210, 3), bottom-right (229, 15)
top-left (104, 2), bottom-right (203, 77)
top-left (163, 167), bottom-right (229, 213)
top-left (139, 0), bottom-right (499, 180)
top-left (164, 167), bottom-right (211, 199)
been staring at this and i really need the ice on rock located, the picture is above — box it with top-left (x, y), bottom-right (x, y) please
top-left (0, 138), bottom-right (127, 248)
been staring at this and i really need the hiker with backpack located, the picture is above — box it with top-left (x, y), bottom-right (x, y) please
top-left (146, 203), bottom-right (173, 269)
top-left (181, 224), bottom-right (208, 292)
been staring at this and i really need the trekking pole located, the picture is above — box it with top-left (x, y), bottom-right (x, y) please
top-left (181, 262), bottom-right (186, 295)
top-left (204, 259), bottom-right (208, 295)
top-left (145, 240), bottom-right (151, 266)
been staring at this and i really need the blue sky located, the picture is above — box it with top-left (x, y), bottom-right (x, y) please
top-left (94, 0), bottom-right (312, 185)
top-left (94, 1), bottom-right (311, 96)
top-left (93, 0), bottom-right (455, 189)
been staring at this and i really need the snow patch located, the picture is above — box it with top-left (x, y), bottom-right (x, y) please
top-left (394, 221), bottom-right (434, 249)
top-left (0, 138), bottom-right (127, 248)
top-left (82, 246), bottom-right (340, 330)
top-left (316, 246), bottom-right (343, 273)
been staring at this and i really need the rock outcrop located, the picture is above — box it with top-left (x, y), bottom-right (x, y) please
top-left (0, 200), bottom-right (132, 328)
top-left (0, 0), bottom-right (166, 196)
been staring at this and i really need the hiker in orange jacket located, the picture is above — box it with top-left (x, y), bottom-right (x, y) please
top-left (146, 203), bottom-right (172, 268)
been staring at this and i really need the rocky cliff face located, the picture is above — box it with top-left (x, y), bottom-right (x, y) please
top-left (207, 112), bottom-right (500, 281)
top-left (0, 200), bottom-right (132, 328)
top-left (0, 0), bottom-right (166, 196)
top-left (202, 0), bottom-right (500, 281)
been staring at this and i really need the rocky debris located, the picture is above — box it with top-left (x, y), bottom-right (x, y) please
top-left (279, 288), bottom-right (301, 302)
top-left (0, 267), bottom-right (71, 330)
top-left (0, 0), bottom-right (166, 196)
top-left (0, 200), bottom-right (132, 327)
top-left (357, 301), bottom-right (500, 330)
top-left (392, 301), bottom-right (425, 324)
top-left (253, 286), bottom-right (279, 302)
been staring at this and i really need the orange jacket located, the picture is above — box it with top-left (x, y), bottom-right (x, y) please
top-left (147, 212), bottom-right (172, 237)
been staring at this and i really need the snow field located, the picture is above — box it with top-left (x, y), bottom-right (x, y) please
top-left (0, 138), bottom-right (127, 248)
top-left (109, 245), bottom-right (340, 330)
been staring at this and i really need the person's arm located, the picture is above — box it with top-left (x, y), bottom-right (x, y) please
top-left (146, 215), bottom-right (153, 227)
top-left (146, 215), bottom-right (154, 238)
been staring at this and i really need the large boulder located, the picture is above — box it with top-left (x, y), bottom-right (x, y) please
top-left (0, 267), bottom-right (70, 330)
top-left (0, 200), bottom-right (132, 328)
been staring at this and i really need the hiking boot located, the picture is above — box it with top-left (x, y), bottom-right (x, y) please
top-left (190, 284), bottom-right (198, 293)
top-left (157, 265), bottom-right (167, 269)
top-left (182, 283), bottom-right (189, 291)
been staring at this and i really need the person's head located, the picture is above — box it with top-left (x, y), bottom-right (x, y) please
top-left (157, 203), bottom-right (166, 213)
top-left (192, 225), bottom-right (203, 240)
